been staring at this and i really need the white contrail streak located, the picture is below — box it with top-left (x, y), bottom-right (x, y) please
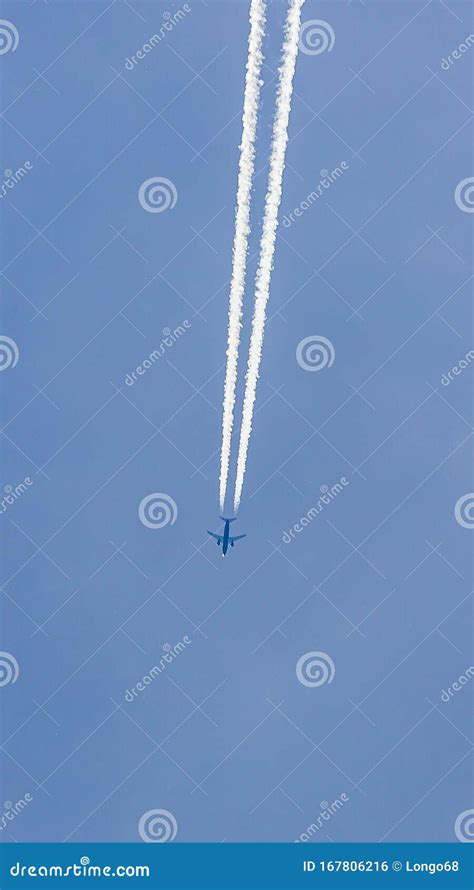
top-left (219, 0), bottom-right (267, 512)
top-left (234, 0), bottom-right (305, 512)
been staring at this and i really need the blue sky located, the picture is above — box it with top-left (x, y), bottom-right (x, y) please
top-left (0, 0), bottom-right (472, 844)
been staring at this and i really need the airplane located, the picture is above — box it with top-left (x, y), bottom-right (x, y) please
top-left (207, 517), bottom-right (246, 557)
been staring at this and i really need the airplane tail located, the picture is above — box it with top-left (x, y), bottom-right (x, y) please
top-left (220, 516), bottom-right (236, 523)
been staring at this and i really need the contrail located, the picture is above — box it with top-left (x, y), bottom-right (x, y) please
top-left (219, 0), bottom-right (267, 511)
top-left (234, 0), bottom-right (305, 512)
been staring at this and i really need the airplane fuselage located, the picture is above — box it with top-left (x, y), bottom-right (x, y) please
top-left (207, 517), bottom-right (245, 557)
top-left (221, 519), bottom-right (231, 555)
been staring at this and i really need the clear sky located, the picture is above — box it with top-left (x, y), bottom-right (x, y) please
top-left (0, 0), bottom-right (472, 844)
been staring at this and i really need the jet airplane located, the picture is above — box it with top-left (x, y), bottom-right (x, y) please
top-left (207, 517), bottom-right (246, 557)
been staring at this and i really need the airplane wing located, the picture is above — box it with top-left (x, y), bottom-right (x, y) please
top-left (207, 531), bottom-right (220, 541)
top-left (230, 534), bottom-right (246, 542)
